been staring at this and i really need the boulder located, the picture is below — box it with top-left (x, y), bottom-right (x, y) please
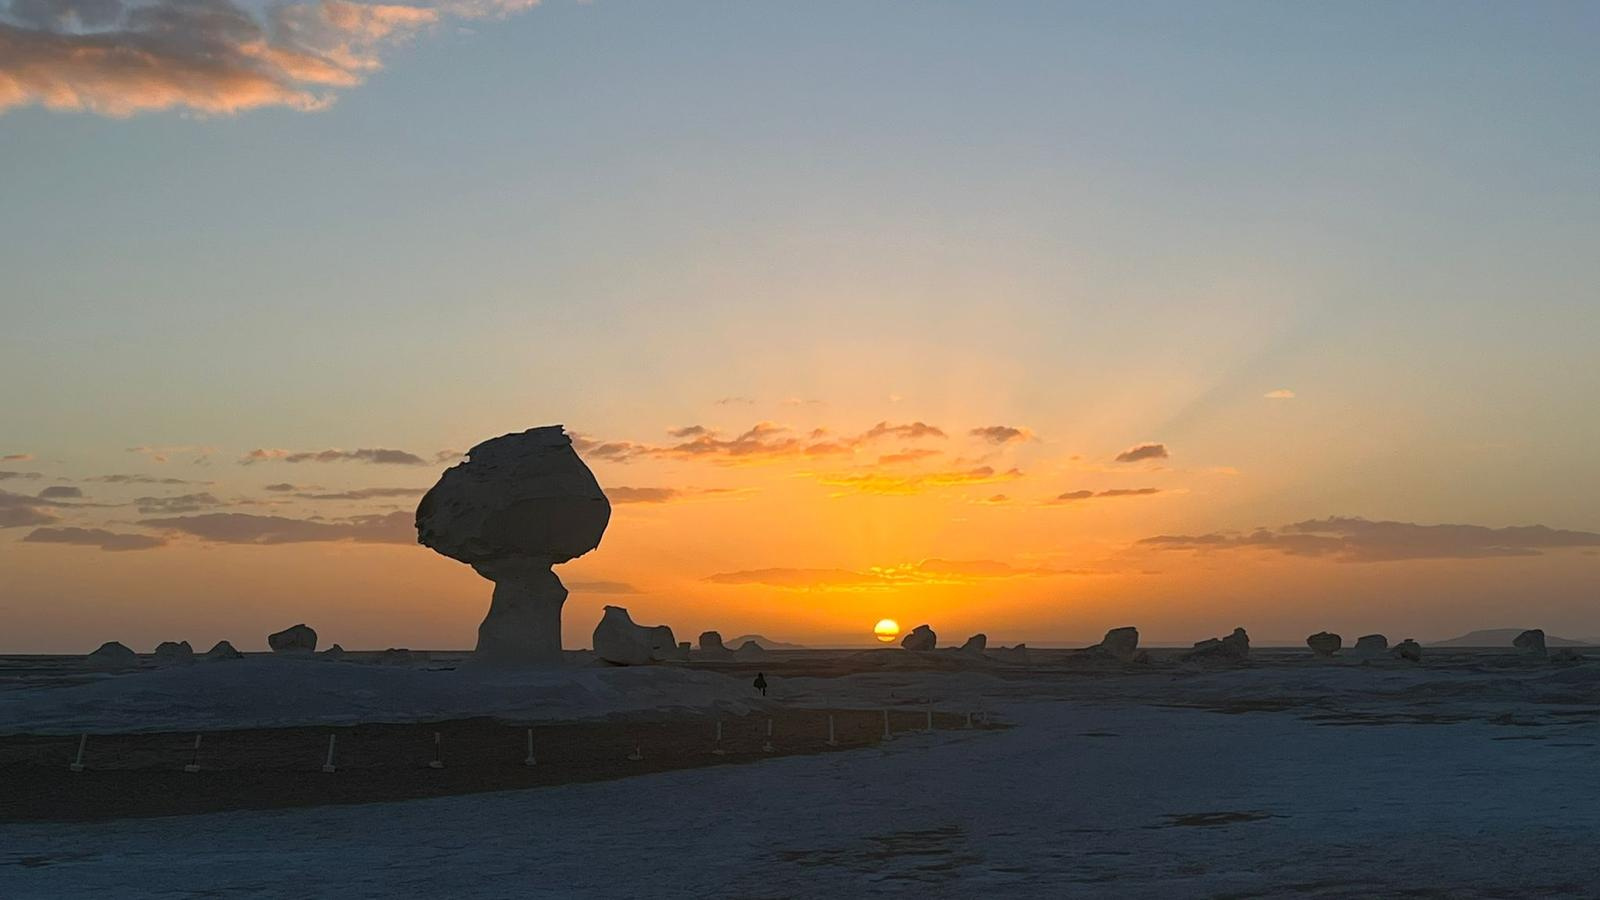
top-left (1187, 627), bottom-right (1250, 662)
top-left (204, 640), bottom-right (243, 660)
top-left (153, 640), bottom-right (194, 663)
top-left (321, 643), bottom-right (345, 659)
top-left (1349, 634), bottom-right (1388, 658)
top-left (1551, 648), bottom-right (1584, 664)
top-left (415, 426), bottom-right (611, 665)
top-left (1087, 626), bottom-right (1139, 662)
top-left (592, 606), bottom-right (676, 665)
top-left (1513, 629), bottom-right (1547, 657)
top-left (1393, 638), bottom-right (1422, 662)
top-left (733, 640), bottom-right (766, 658)
top-left (958, 633), bottom-right (987, 654)
top-left (86, 641), bottom-right (138, 669)
top-left (268, 623), bottom-right (317, 655)
top-left (698, 631), bottom-right (732, 658)
top-left (1306, 631), bottom-right (1342, 657)
top-left (900, 624), bottom-right (937, 651)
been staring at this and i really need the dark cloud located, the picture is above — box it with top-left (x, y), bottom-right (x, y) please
top-left (704, 558), bottom-right (1081, 591)
top-left (1139, 516), bottom-right (1600, 563)
top-left (292, 487), bottom-right (426, 501)
top-left (0, 470), bottom-right (43, 481)
top-left (134, 492), bottom-right (223, 514)
top-left (969, 425), bottom-right (1032, 445)
top-left (87, 473), bottom-right (209, 485)
top-left (1053, 487), bottom-right (1162, 503)
top-left (140, 511), bottom-right (414, 545)
top-left (2, 453), bottom-right (32, 461)
top-left (264, 483), bottom-right (301, 492)
top-left (241, 448), bottom-right (426, 466)
top-left (1115, 443), bottom-right (1169, 463)
top-left (864, 421), bottom-right (946, 441)
top-left (667, 425), bottom-right (709, 438)
top-left (564, 580), bottom-right (640, 595)
top-left (23, 526), bottom-right (166, 551)
top-left (37, 485), bottom-right (83, 499)
top-left (0, 489), bottom-right (64, 527)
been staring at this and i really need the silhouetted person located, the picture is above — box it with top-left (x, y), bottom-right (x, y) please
top-left (753, 672), bottom-right (768, 697)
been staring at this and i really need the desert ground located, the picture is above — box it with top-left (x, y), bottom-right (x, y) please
top-left (3, 646), bottom-right (1599, 898)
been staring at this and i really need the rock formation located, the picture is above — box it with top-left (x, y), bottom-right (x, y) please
top-left (1306, 632), bottom-right (1342, 657)
top-left (204, 640), bottom-right (243, 660)
top-left (416, 426), bottom-right (610, 664)
top-left (733, 640), bottom-right (765, 658)
top-left (959, 633), bottom-right (987, 654)
top-left (268, 624), bottom-right (317, 655)
top-left (321, 644), bottom-right (345, 659)
top-left (379, 648), bottom-right (414, 665)
top-left (697, 631), bottom-right (732, 658)
top-left (154, 640), bottom-right (194, 663)
top-left (1349, 634), bottom-right (1388, 658)
top-left (1187, 627), bottom-right (1250, 662)
top-left (1393, 638), bottom-right (1422, 662)
top-left (1513, 629), bottom-right (1547, 657)
top-left (592, 606), bottom-right (675, 666)
top-left (1087, 626), bottom-right (1139, 661)
top-left (86, 641), bottom-right (137, 669)
top-left (901, 624), bottom-right (937, 651)
top-left (1551, 647), bottom-right (1584, 663)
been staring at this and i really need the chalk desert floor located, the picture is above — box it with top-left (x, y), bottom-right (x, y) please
top-left (4, 649), bottom-right (1599, 898)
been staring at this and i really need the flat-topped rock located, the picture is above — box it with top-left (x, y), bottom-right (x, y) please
top-left (901, 624), bottom-right (936, 651)
top-left (268, 624), bottom-right (317, 655)
top-left (593, 606), bottom-right (675, 666)
top-left (698, 631), bottom-right (731, 658)
top-left (1088, 626), bottom-right (1139, 662)
top-left (1349, 634), bottom-right (1388, 658)
top-left (1306, 632), bottom-right (1342, 657)
top-left (1513, 629), bottom-right (1547, 657)
top-left (1187, 627), bottom-right (1250, 662)
top-left (959, 633), bottom-right (987, 654)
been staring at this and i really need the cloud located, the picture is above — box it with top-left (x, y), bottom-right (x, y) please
top-left (241, 447), bottom-right (426, 465)
top-left (667, 425), bottom-right (709, 439)
top-left (2, 453), bottom-right (32, 461)
top-left (876, 448), bottom-right (942, 466)
top-left (37, 485), bottom-right (82, 499)
top-left (433, 449), bottom-right (463, 463)
top-left (140, 510), bottom-right (414, 545)
top-left (974, 493), bottom-right (1011, 505)
top-left (574, 421), bottom-right (955, 467)
top-left (0, 470), bottom-right (43, 481)
top-left (704, 558), bottom-right (1082, 592)
top-left (1051, 487), bottom-right (1162, 504)
top-left (1114, 442), bottom-right (1169, 463)
top-left (127, 444), bottom-right (218, 463)
top-left (864, 421), bottom-right (945, 441)
top-left (969, 425), bottom-right (1033, 445)
top-left (564, 580), bottom-right (639, 595)
top-left (292, 487), bottom-right (425, 501)
top-left (0, 0), bottom-right (540, 118)
top-left (714, 396), bottom-right (754, 406)
top-left (1263, 389), bottom-right (1296, 400)
top-left (812, 466), bottom-right (1022, 496)
top-left (23, 526), bottom-right (166, 551)
top-left (264, 483), bottom-right (302, 492)
top-left (134, 492), bottom-right (224, 514)
top-left (607, 486), bottom-right (740, 505)
top-left (0, 488), bottom-right (70, 527)
top-left (87, 473), bottom-right (209, 485)
top-left (1139, 516), bottom-right (1600, 563)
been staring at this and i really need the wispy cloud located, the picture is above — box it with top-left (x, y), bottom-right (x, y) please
top-left (140, 510), bottom-right (414, 544)
top-left (811, 466), bottom-right (1023, 497)
top-left (1050, 487), bottom-right (1162, 504)
top-left (1140, 516), bottom-right (1600, 563)
top-left (241, 447), bottom-right (426, 465)
top-left (1114, 442), bottom-right (1169, 464)
top-left (1263, 389), bottom-right (1296, 400)
top-left (87, 473), bottom-right (210, 485)
top-left (0, 0), bottom-right (540, 118)
top-left (573, 421), bottom-right (951, 467)
top-left (969, 425), bottom-right (1033, 445)
top-left (704, 558), bottom-right (1084, 591)
top-left (564, 580), bottom-right (640, 595)
top-left (127, 444), bottom-right (218, 463)
top-left (23, 526), bottom-right (166, 551)
top-left (608, 486), bottom-right (740, 505)
top-left (2, 453), bottom-right (32, 461)
top-left (134, 492), bottom-right (224, 514)
top-left (0, 470), bottom-right (43, 481)
top-left (0, 489), bottom-right (59, 528)
top-left (37, 485), bottom-right (82, 499)
top-left (291, 486), bottom-right (425, 501)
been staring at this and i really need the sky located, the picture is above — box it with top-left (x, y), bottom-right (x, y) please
top-left (2, 1), bottom-right (1598, 652)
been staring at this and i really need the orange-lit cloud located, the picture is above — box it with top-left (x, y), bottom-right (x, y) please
top-left (1051, 487), bottom-right (1162, 504)
top-left (703, 558), bottom-right (1085, 591)
top-left (811, 466), bottom-right (1023, 496)
top-left (969, 425), bottom-right (1033, 445)
top-left (608, 486), bottom-right (742, 504)
top-left (241, 447), bottom-right (426, 465)
top-left (23, 526), bottom-right (166, 551)
top-left (0, 0), bottom-right (538, 118)
top-left (1114, 442), bottom-right (1169, 463)
top-left (1140, 517), bottom-right (1600, 563)
top-left (1264, 389), bottom-right (1296, 400)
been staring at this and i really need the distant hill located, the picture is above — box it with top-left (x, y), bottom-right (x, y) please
top-left (725, 634), bottom-right (806, 650)
top-left (1430, 628), bottom-right (1591, 647)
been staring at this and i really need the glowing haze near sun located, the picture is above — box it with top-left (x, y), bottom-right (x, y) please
top-left (1, 4), bottom-right (1598, 654)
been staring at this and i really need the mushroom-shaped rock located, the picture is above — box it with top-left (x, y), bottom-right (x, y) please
top-left (1306, 632), bottom-right (1342, 657)
top-left (592, 606), bottom-right (675, 666)
top-left (1349, 634), bottom-right (1388, 658)
top-left (1088, 627), bottom-right (1140, 662)
top-left (901, 624), bottom-right (937, 651)
top-left (268, 624), bottom-right (317, 655)
top-left (204, 640), bottom-right (243, 660)
top-left (1513, 629), bottom-right (1547, 657)
top-left (1393, 638), bottom-right (1423, 662)
top-left (698, 631), bottom-right (731, 658)
top-left (321, 643), bottom-right (345, 659)
top-left (416, 426), bottom-right (610, 664)
top-left (733, 640), bottom-right (765, 658)
top-left (86, 641), bottom-right (138, 669)
top-left (1187, 627), bottom-right (1250, 662)
top-left (959, 633), bottom-right (987, 654)
top-left (154, 640), bottom-right (194, 663)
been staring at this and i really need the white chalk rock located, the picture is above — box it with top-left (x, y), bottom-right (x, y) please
top-left (204, 640), bottom-right (243, 660)
top-left (592, 605), bottom-right (676, 666)
top-left (268, 623), bottom-right (317, 655)
top-left (1393, 638), bottom-right (1422, 662)
top-left (1513, 629), bottom-right (1547, 657)
top-left (1349, 634), bottom-right (1388, 658)
top-left (86, 641), bottom-right (138, 669)
top-left (733, 640), bottom-right (765, 658)
top-left (1306, 632), bottom-right (1342, 657)
top-left (153, 640), bottom-right (194, 663)
top-left (698, 631), bottom-right (732, 657)
top-left (1088, 626), bottom-right (1139, 661)
top-left (959, 633), bottom-right (987, 654)
top-left (1187, 627), bottom-right (1250, 662)
top-left (901, 624), bottom-right (937, 651)
top-left (416, 426), bottom-right (610, 664)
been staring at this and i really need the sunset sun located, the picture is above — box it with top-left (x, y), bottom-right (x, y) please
top-left (873, 618), bottom-right (900, 643)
